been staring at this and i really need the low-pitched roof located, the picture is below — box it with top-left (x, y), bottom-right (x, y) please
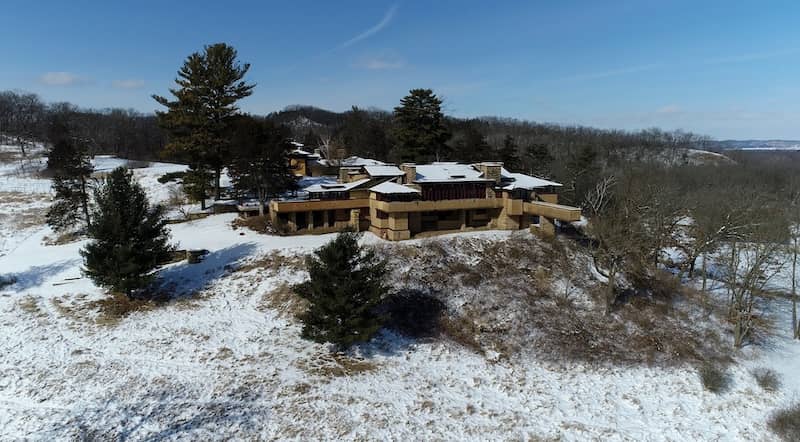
top-left (364, 165), bottom-right (405, 177)
top-left (501, 171), bottom-right (562, 190)
top-left (413, 163), bottom-right (489, 183)
top-left (304, 178), bottom-right (371, 193)
top-left (370, 181), bottom-right (421, 194)
top-left (289, 148), bottom-right (320, 159)
top-left (315, 156), bottom-right (386, 167)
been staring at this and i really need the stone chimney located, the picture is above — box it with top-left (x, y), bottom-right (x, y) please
top-left (478, 162), bottom-right (502, 184)
top-left (339, 167), bottom-right (351, 183)
top-left (400, 163), bottom-right (416, 184)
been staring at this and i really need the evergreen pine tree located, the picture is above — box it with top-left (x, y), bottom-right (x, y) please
top-left (392, 89), bottom-right (451, 163)
top-left (228, 116), bottom-right (298, 215)
top-left (497, 135), bottom-right (522, 172)
top-left (295, 231), bottom-right (389, 350)
top-left (453, 122), bottom-right (491, 163)
top-left (153, 43), bottom-right (255, 201)
top-left (301, 129), bottom-right (320, 149)
top-left (81, 167), bottom-right (173, 297)
top-left (46, 137), bottom-right (93, 231)
top-left (181, 166), bottom-right (214, 209)
top-left (524, 143), bottom-right (554, 177)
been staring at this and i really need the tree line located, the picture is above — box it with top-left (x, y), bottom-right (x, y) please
top-left (0, 91), bottom-right (164, 160)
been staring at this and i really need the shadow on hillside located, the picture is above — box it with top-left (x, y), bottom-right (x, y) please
top-left (156, 243), bottom-right (258, 297)
top-left (51, 388), bottom-right (270, 441)
top-left (357, 289), bottom-right (447, 357)
top-left (0, 259), bottom-right (79, 292)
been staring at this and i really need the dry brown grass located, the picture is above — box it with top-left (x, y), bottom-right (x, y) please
top-left (232, 214), bottom-right (272, 233)
top-left (298, 352), bottom-right (378, 377)
top-left (236, 250), bottom-right (306, 274)
top-left (439, 314), bottom-right (483, 353)
top-left (769, 402), bottom-right (800, 441)
top-left (0, 192), bottom-right (49, 231)
top-left (751, 367), bottom-right (781, 392)
top-left (698, 363), bottom-right (731, 393)
top-left (382, 233), bottom-right (730, 367)
top-left (87, 292), bottom-right (170, 326)
top-left (17, 296), bottom-right (47, 319)
top-left (257, 283), bottom-right (309, 318)
top-left (43, 231), bottom-right (83, 246)
top-left (0, 150), bottom-right (19, 163)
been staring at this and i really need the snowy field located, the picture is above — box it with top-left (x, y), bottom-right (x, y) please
top-left (1, 147), bottom-right (799, 440)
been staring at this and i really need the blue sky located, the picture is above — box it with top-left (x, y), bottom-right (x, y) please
top-left (2, 0), bottom-right (800, 139)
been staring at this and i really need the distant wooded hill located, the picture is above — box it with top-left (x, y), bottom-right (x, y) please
top-left (712, 139), bottom-right (800, 150)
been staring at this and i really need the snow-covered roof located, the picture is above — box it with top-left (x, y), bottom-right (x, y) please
top-left (290, 148), bottom-right (320, 159)
top-left (342, 156), bottom-right (386, 166)
top-left (413, 163), bottom-right (489, 183)
top-left (369, 181), bottom-right (421, 194)
top-left (304, 178), bottom-right (370, 193)
top-left (315, 156), bottom-right (386, 167)
top-left (501, 172), bottom-right (562, 190)
top-left (364, 165), bottom-right (405, 177)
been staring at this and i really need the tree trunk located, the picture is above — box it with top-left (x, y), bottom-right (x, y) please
top-left (793, 239), bottom-right (798, 339)
top-left (214, 167), bottom-right (222, 200)
top-left (80, 176), bottom-right (91, 229)
top-left (727, 241), bottom-right (738, 318)
top-left (259, 188), bottom-right (267, 217)
top-left (605, 265), bottom-right (616, 316)
top-left (701, 252), bottom-right (708, 293)
top-left (688, 255), bottom-right (697, 278)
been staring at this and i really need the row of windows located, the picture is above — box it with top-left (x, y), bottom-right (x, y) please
top-left (420, 183), bottom-right (487, 201)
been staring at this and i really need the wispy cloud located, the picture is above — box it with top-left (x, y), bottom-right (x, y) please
top-left (352, 50), bottom-right (406, 70)
top-left (353, 57), bottom-right (405, 70)
top-left (39, 71), bottom-right (89, 86)
top-left (338, 4), bottom-right (398, 49)
top-left (705, 48), bottom-right (800, 65)
top-left (112, 79), bottom-right (145, 89)
top-left (656, 104), bottom-right (682, 115)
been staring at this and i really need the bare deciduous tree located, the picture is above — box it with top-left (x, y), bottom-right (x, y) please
top-left (720, 203), bottom-right (788, 348)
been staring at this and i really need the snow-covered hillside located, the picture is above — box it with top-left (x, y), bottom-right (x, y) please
top-left (1, 147), bottom-right (798, 440)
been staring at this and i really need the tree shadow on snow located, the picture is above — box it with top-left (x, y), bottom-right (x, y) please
top-left (357, 289), bottom-right (446, 357)
top-left (155, 242), bottom-right (258, 298)
top-left (49, 388), bottom-right (271, 441)
top-left (0, 259), bottom-right (80, 292)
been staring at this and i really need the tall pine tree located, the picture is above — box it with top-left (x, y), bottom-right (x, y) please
top-left (497, 135), bottom-right (522, 172)
top-left (295, 231), bottom-right (389, 350)
top-left (453, 121), bottom-right (491, 163)
top-left (392, 89), bottom-right (451, 163)
top-left (524, 143), bottom-right (554, 178)
top-left (153, 43), bottom-right (255, 201)
top-left (228, 116), bottom-right (298, 215)
top-left (81, 167), bottom-right (173, 297)
top-left (46, 137), bottom-right (93, 232)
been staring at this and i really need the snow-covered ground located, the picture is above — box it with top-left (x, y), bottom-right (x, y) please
top-left (1, 150), bottom-right (799, 440)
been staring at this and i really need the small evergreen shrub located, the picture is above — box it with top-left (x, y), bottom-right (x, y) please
top-left (698, 363), bottom-right (731, 394)
top-left (295, 231), bottom-right (389, 350)
top-left (81, 167), bottom-right (173, 297)
top-left (157, 171), bottom-right (186, 184)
